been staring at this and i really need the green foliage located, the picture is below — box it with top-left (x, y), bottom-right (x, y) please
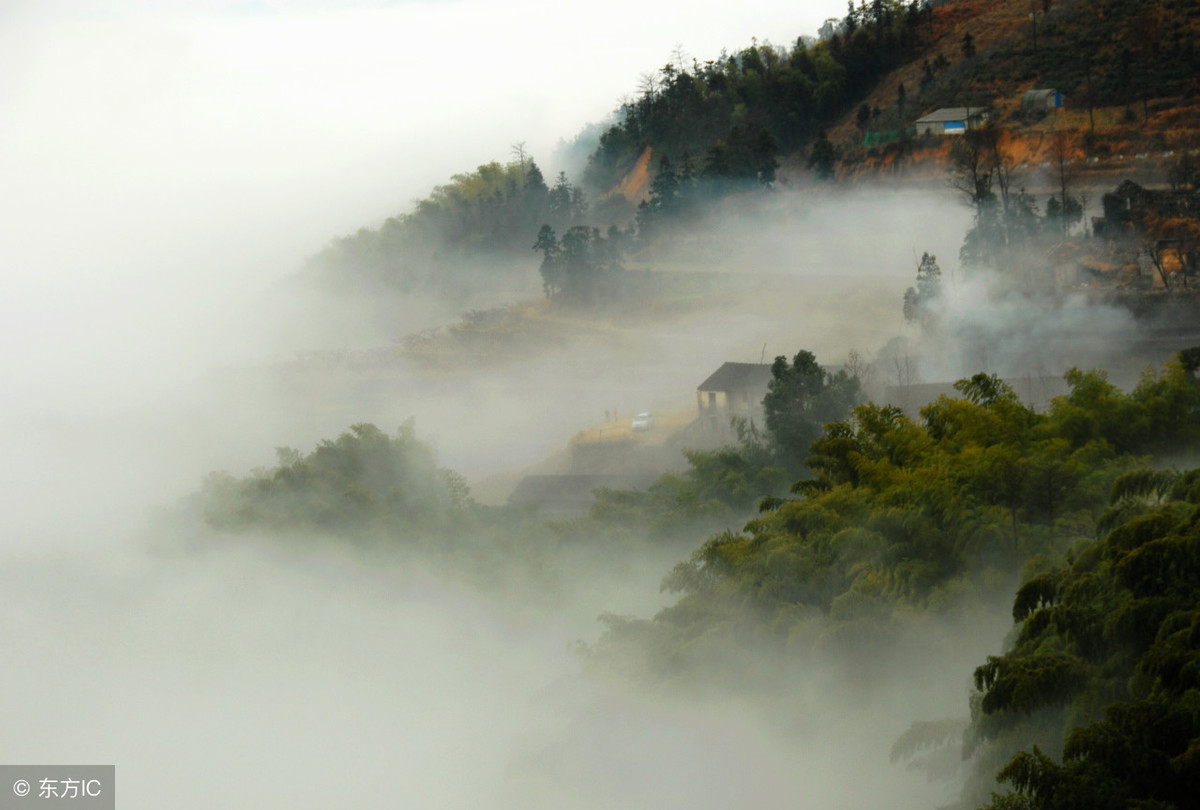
top-left (763, 350), bottom-right (861, 472)
top-left (186, 422), bottom-right (714, 600)
top-left (1043, 194), bottom-right (1083, 233)
top-left (635, 154), bottom-right (700, 240)
top-left (197, 422), bottom-right (468, 536)
top-left (855, 102), bottom-right (872, 131)
top-left (590, 354), bottom-right (1200, 694)
top-left (950, 124), bottom-right (1044, 275)
top-left (1047, 362), bottom-right (1200, 458)
top-left (305, 158), bottom-right (586, 298)
top-left (584, 5), bottom-right (931, 191)
top-left (807, 129), bottom-right (838, 180)
top-left (903, 252), bottom-right (942, 329)
top-left (701, 122), bottom-right (781, 191)
top-left (532, 223), bottom-right (626, 301)
top-left (968, 0), bottom-right (1199, 118)
top-left (961, 31), bottom-right (976, 60)
top-left (967, 459), bottom-right (1200, 810)
top-left (890, 716), bottom-right (970, 764)
top-left (584, 423), bottom-right (793, 545)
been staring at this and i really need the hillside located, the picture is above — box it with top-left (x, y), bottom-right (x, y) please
top-left (299, 0), bottom-right (1200, 331)
top-left (588, 0), bottom-right (1200, 195)
top-left (823, 0), bottom-right (1200, 182)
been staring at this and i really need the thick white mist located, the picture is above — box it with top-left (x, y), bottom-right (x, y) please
top-left (0, 3), bottom-right (998, 809)
top-left (0, 0), bottom-right (855, 519)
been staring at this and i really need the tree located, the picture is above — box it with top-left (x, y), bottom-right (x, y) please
top-left (702, 123), bottom-right (780, 189)
top-left (648, 155), bottom-right (679, 207)
top-left (534, 224), bottom-right (625, 302)
top-left (961, 31), bottom-right (976, 60)
top-left (951, 126), bottom-right (998, 214)
top-left (903, 252), bottom-right (942, 329)
top-left (532, 225), bottom-right (561, 297)
top-left (510, 141), bottom-right (529, 183)
top-left (521, 160), bottom-right (550, 231)
top-left (1168, 152), bottom-right (1200, 191)
top-left (1083, 52), bottom-right (1097, 137)
top-left (969, 470), bottom-right (1200, 810)
top-left (856, 102), bottom-right (872, 133)
top-left (951, 123), bottom-right (1034, 273)
top-left (636, 155), bottom-right (680, 240)
top-left (570, 184), bottom-right (588, 222)
top-left (1127, 7), bottom-right (1159, 125)
top-left (586, 353), bottom-right (1200, 699)
top-left (198, 422), bottom-right (469, 533)
top-left (1047, 131), bottom-right (1083, 236)
top-left (763, 350), bottom-right (860, 471)
top-left (808, 129), bottom-right (837, 180)
top-left (920, 59), bottom-right (935, 91)
top-left (549, 171), bottom-right (574, 223)
top-left (750, 127), bottom-right (780, 186)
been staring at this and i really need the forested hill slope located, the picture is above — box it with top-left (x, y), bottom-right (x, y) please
top-left (586, 0), bottom-right (1200, 191)
top-left (304, 0), bottom-right (1200, 300)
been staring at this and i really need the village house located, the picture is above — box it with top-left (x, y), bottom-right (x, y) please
top-left (696, 362), bottom-right (774, 432)
top-left (1021, 88), bottom-right (1063, 114)
top-left (914, 106), bottom-right (989, 136)
top-left (1096, 180), bottom-right (1200, 236)
top-left (1092, 180), bottom-right (1200, 288)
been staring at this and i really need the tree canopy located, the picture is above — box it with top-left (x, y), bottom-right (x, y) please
top-left (764, 350), bottom-right (861, 472)
top-left (965, 465), bottom-right (1200, 810)
top-left (587, 353), bottom-right (1200, 693)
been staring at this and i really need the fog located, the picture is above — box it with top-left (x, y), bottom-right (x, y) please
top-left (1, 3), bottom-right (1042, 808)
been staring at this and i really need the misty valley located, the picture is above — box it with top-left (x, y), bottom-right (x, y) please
top-left (4, 1), bottom-right (1200, 809)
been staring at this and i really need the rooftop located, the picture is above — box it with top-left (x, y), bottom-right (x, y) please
top-left (697, 362), bottom-right (775, 393)
top-left (915, 107), bottom-right (989, 124)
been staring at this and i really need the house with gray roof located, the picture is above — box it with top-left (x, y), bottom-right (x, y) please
top-left (696, 362), bottom-right (774, 432)
top-left (1022, 89), bottom-right (1062, 112)
top-left (914, 106), bottom-right (989, 135)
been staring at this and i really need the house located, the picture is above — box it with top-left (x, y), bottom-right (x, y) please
top-left (696, 362), bottom-right (774, 431)
top-left (1022, 89), bottom-right (1063, 112)
top-left (1099, 180), bottom-right (1200, 233)
top-left (1093, 180), bottom-right (1200, 241)
top-left (914, 107), bottom-right (989, 136)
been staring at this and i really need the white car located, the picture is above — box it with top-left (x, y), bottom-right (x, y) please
top-left (632, 412), bottom-right (655, 431)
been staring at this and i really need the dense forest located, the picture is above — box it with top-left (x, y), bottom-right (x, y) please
top-left (588, 0), bottom-right (1200, 186)
top-left (584, 0), bottom-right (937, 190)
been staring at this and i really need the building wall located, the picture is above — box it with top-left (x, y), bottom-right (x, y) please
top-left (697, 389), bottom-right (728, 415)
top-left (916, 120), bottom-right (965, 136)
top-left (698, 387), bottom-right (768, 434)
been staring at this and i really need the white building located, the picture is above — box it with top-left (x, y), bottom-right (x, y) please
top-left (914, 107), bottom-right (990, 135)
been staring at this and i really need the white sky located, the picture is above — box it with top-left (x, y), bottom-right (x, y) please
top-left (0, 0), bottom-right (851, 390)
top-left (0, 0), bottom-right (865, 437)
top-left (0, 0), bottom-right (851, 236)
